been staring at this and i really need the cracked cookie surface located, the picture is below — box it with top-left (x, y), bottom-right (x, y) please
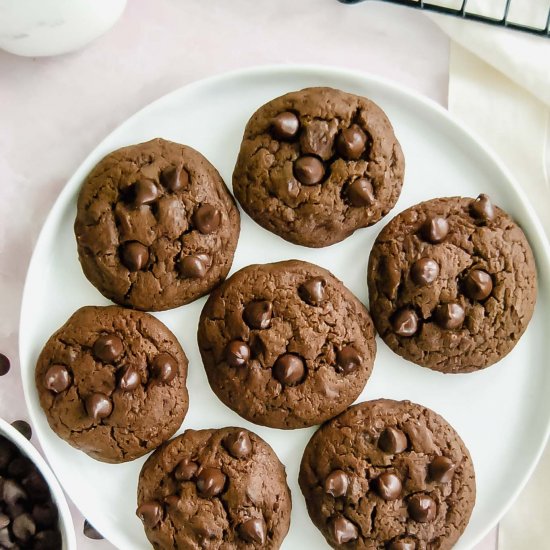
top-left (35, 305), bottom-right (188, 463)
top-left (136, 427), bottom-right (291, 549)
top-left (75, 138), bottom-right (240, 311)
top-left (197, 260), bottom-right (376, 429)
top-left (299, 399), bottom-right (476, 550)
top-left (232, 87), bottom-right (405, 248)
top-left (367, 195), bottom-right (537, 373)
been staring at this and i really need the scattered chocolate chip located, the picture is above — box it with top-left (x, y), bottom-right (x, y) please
top-left (429, 456), bottom-right (455, 483)
top-left (389, 539), bottom-right (416, 550)
top-left (33, 529), bottom-right (62, 549)
top-left (178, 254), bottom-right (209, 279)
top-left (11, 420), bottom-right (32, 441)
top-left (32, 502), bottom-right (57, 529)
top-left (223, 430), bottom-right (252, 459)
top-left (224, 341), bottom-right (250, 367)
top-left (411, 258), bottom-right (439, 286)
top-left (243, 300), bottom-right (273, 329)
top-left (408, 494), bottom-right (437, 522)
top-left (335, 346), bottom-right (362, 374)
top-left (44, 365), bottom-right (71, 394)
top-left (133, 179), bottom-right (159, 206)
top-left (151, 353), bottom-right (178, 383)
top-left (85, 393), bottom-right (113, 421)
top-left (298, 277), bottom-right (326, 305)
top-left (464, 269), bottom-right (493, 301)
top-left (136, 501), bottom-right (163, 528)
top-left (0, 353), bottom-right (10, 376)
top-left (83, 519), bottom-right (103, 540)
top-left (337, 125), bottom-right (367, 160)
top-left (120, 241), bottom-right (149, 271)
top-left (118, 365), bottom-right (140, 392)
top-left (196, 468), bottom-right (226, 498)
top-left (93, 334), bottom-right (123, 363)
top-left (174, 459), bottom-right (199, 481)
top-left (421, 216), bottom-right (449, 243)
top-left (324, 470), bottom-right (349, 498)
top-left (161, 165), bottom-right (188, 192)
top-left (470, 193), bottom-right (495, 222)
top-left (294, 156), bottom-right (325, 185)
top-left (0, 514), bottom-right (9, 530)
top-left (374, 472), bottom-right (402, 501)
top-left (273, 354), bottom-right (305, 386)
top-left (391, 309), bottom-right (419, 337)
top-left (193, 204), bottom-right (221, 234)
top-left (271, 111), bottom-right (300, 140)
top-left (435, 302), bottom-right (465, 330)
top-left (378, 427), bottom-right (408, 454)
top-left (12, 513), bottom-right (36, 542)
top-left (330, 516), bottom-right (358, 545)
top-left (239, 517), bottom-right (266, 544)
top-left (347, 178), bottom-right (375, 207)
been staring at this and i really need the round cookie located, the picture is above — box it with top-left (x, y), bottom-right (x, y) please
top-left (299, 399), bottom-right (476, 550)
top-left (232, 87), bottom-right (405, 248)
top-left (367, 195), bottom-right (537, 373)
top-left (74, 138), bottom-right (240, 311)
top-left (35, 305), bottom-right (188, 463)
top-left (197, 260), bottom-right (376, 429)
top-left (136, 427), bottom-right (291, 549)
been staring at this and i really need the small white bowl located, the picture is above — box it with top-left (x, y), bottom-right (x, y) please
top-left (0, 417), bottom-right (76, 549)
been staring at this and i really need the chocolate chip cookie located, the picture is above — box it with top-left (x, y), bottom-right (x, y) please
top-left (232, 87), bottom-right (405, 248)
top-left (197, 260), bottom-right (376, 429)
top-left (35, 306), bottom-right (188, 463)
top-left (75, 138), bottom-right (240, 311)
top-left (367, 195), bottom-right (537, 373)
top-left (136, 427), bottom-right (291, 549)
top-left (299, 399), bottom-right (476, 550)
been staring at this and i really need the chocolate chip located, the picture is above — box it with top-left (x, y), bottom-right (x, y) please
top-left (298, 277), bottom-right (326, 305)
top-left (0, 527), bottom-right (14, 547)
top-left (271, 111), bottom-right (299, 140)
top-left (0, 514), bottom-right (9, 530)
top-left (133, 179), bottom-right (159, 206)
top-left (273, 354), bottom-right (305, 386)
top-left (374, 472), bottom-right (402, 501)
top-left (161, 165), bottom-right (188, 192)
top-left (421, 216), bottom-right (449, 243)
top-left (85, 393), bottom-right (113, 421)
top-left (223, 430), bottom-right (252, 459)
top-left (243, 300), bottom-right (273, 330)
top-left (337, 125), bottom-right (367, 160)
top-left (93, 334), bottom-right (123, 363)
top-left (410, 258), bottom-right (439, 286)
top-left (32, 503), bottom-right (57, 529)
top-left (2, 479), bottom-right (26, 506)
top-left (335, 346), bottom-right (362, 374)
top-left (324, 470), bottom-right (349, 498)
top-left (0, 438), bottom-right (15, 470)
top-left (391, 309), bottom-right (419, 337)
top-left (389, 539), bottom-right (416, 550)
top-left (239, 517), bottom-right (266, 544)
top-left (22, 470), bottom-right (50, 502)
top-left (470, 193), bottom-right (495, 222)
top-left (136, 501), bottom-right (163, 528)
top-left (12, 513), bottom-right (36, 542)
top-left (435, 302), bottom-right (465, 330)
top-left (408, 494), bottom-right (437, 522)
top-left (83, 519), bottom-right (103, 540)
top-left (464, 269), bottom-right (493, 301)
top-left (118, 365), bottom-right (140, 391)
top-left (378, 427), bottom-right (408, 454)
top-left (44, 365), bottom-right (71, 394)
top-left (120, 241), bottom-right (149, 271)
top-left (294, 156), bottom-right (325, 185)
top-left (33, 529), bottom-right (62, 549)
top-left (429, 456), bottom-right (455, 483)
top-left (8, 457), bottom-right (32, 479)
top-left (196, 467), bottom-right (226, 498)
top-left (193, 204), bottom-right (221, 234)
top-left (11, 420), bottom-right (32, 441)
top-left (164, 495), bottom-right (180, 509)
top-left (330, 516), bottom-right (358, 545)
top-left (151, 353), bottom-right (178, 383)
top-left (178, 254), bottom-right (209, 279)
top-left (174, 459), bottom-right (198, 481)
top-left (380, 256), bottom-right (402, 300)
top-left (0, 353), bottom-right (10, 376)
top-left (347, 178), bottom-right (375, 207)
top-left (224, 341), bottom-right (250, 367)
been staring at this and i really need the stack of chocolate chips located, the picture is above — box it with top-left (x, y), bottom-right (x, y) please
top-left (0, 435), bottom-right (61, 549)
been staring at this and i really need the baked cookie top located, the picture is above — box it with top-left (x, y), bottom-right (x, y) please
top-left (137, 427), bottom-right (291, 549)
top-left (232, 87), bottom-right (404, 248)
top-left (367, 195), bottom-right (537, 373)
top-left (35, 306), bottom-right (188, 463)
top-left (197, 260), bottom-right (376, 429)
top-left (299, 399), bottom-right (476, 550)
top-left (74, 138), bottom-right (240, 311)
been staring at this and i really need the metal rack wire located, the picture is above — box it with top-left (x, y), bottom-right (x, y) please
top-left (338, 0), bottom-right (550, 37)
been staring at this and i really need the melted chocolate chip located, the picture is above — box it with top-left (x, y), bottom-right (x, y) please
top-left (411, 258), bottom-right (439, 286)
top-left (464, 269), bottom-right (493, 301)
top-left (118, 365), bottom-right (140, 391)
top-left (193, 204), bottom-right (221, 234)
top-left (389, 539), bottom-right (416, 550)
top-left (239, 518), bottom-right (266, 544)
top-left (337, 125), bottom-right (367, 160)
top-left (223, 430), bottom-right (252, 459)
top-left (120, 241), bottom-right (149, 271)
top-left (294, 156), bottom-right (325, 185)
top-left (378, 427), bottom-right (408, 454)
top-left (161, 165), bottom-right (188, 192)
top-left (324, 470), bottom-right (349, 498)
top-left (151, 353), bottom-right (178, 383)
top-left (243, 300), bottom-right (273, 329)
top-left (391, 309), bottom-right (419, 337)
top-left (133, 180), bottom-right (159, 207)
top-left (335, 346), bottom-right (362, 374)
top-left (136, 501), bottom-right (162, 528)
top-left (421, 216), bottom-right (449, 243)
top-left (93, 334), bottom-right (123, 363)
top-left (435, 302), bottom-right (465, 330)
top-left (174, 459), bottom-right (199, 481)
top-left (347, 178), bottom-right (375, 207)
top-left (11, 421), bottom-right (32, 441)
top-left (85, 393), bottom-right (113, 421)
top-left (374, 472), bottom-right (402, 501)
top-left (83, 519), bottom-right (103, 540)
top-left (273, 354), bottom-right (305, 386)
top-left (429, 456), bottom-right (455, 483)
top-left (0, 353), bottom-right (10, 376)
top-left (271, 111), bottom-right (299, 140)
top-left (178, 254), bottom-right (209, 279)
top-left (408, 494), bottom-right (437, 522)
top-left (224, 341), bottom-right (250, 367)
top-left (330, 516), bottom-right (358, 545)
top-left (196, 468), bottom-right (226, 498)
top-left (470, 193), bottom-right (495, 222)
top-left (298, 277), bottom-right (326, 305)
top-left (44, 365), bottom-right (71, 394)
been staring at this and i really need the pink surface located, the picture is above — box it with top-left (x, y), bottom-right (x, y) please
top-left (0, 0), bottom-right (496, 547)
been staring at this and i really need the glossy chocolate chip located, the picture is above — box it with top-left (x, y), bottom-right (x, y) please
top-left (193, 204), bottom-right (221, 234)
top-left (243, 300), bottom-right (273, 329)
top-left (429, 456), bottom-right (455, 483)
top-left (324, 470), bottom-right (349, 498)
top-left (11, 420), bottom-right (32, 441)
top-left (223, 430), bottom-right (252, 459)
top-left (408, 494), bottom-right (437, 522)
top-left (335, 346), bottom-right (362, 374)
top-left (294, 156), bottom-right (325, 185)
top-left (120, 241), bottom-right (149, 271)
top-left (136, 501), bottom-right (162, 528)
top-left (224, 341), bottom-right (250, 367)
top-left (421, 216), bottom-right (449, 243)
top-left (0, 353), bottom-right (10, 376)
top-left (161, 165), bottom-right (188, 192)
top-left (83, 519), bottom-right (104, 540)
top-left (85, 393), bottom-right (113, 421)
top-left (93, 334), bottom-right (124, 363)
top-left (239, 518), bottom-right (266, 544)
top-left (178, 254), bottom-right (209, 279)
top-left (411, 258), bottom-right (439, 286)
top-left (337, 125), bottom-right (367, 160)
top-left (378, 427), bottom-right (408, 454)
top-left (389, 539), bottom-right (416, 550)
top-left (435, 302), bottom-right (465, 330)
top-left (133, 179), bottom-right (159, 206)
top-left (273, 354), bottom-right (305, 386)
top-left (298, 277), bottom-right (326, 305)
top-left (374, 472), bottom-right (402, 501)
top-left (330, 516), bottom-right (358, 545)
top-left (347, 178), bottom-right (375, 207)
top-left (151, 353), bottom-right (178, 383)
top-left (464, 269), bottom-right (493, 301)
top-left (470, 193), bottom-right (495, 222)
top-left (118, 365), bottom-right (140, 391)
top-left (196, 467), bottom-right (226, 498)
top-left (44, 365), bottom-right (70, 394)
top-left (12, 513), bottom-right (36, 542)
top-left (174, 459), bottom-right (199, 481)
top-left (271, 111), bottom-right (299, 140)
top-left (391, 309), bottom-right (419, 337)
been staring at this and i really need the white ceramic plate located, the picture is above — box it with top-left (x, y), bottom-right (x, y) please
top-left (19, 65), bottom-right (550, 550)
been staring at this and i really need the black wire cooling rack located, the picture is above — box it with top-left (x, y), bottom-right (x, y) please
top-left (338, 0), bottom-right (550, 37)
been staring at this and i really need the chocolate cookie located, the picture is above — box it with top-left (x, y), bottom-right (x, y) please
top-left (232, 87), bottom-right (404, 248)
top-left (75, 138), bottom-right (240, 311)
top-left (299, 399), bottom-right (476, 550)
top-left (367, 195), bottom-right (537, 373)
top-left (197, 260), bottom-right (376, 429)
top-left (35, 306), bottom-right (188, 463)
top-left (136, 427), bottom-right (291, 549)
